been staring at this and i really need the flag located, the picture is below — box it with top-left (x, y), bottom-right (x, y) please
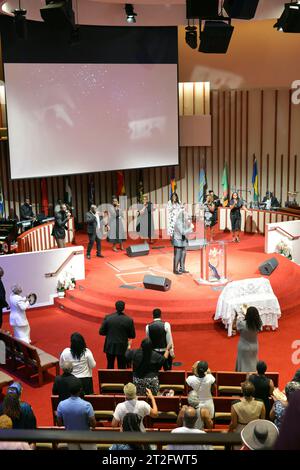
top-left (88, 174), bottom-right (95, 207)
top-left (0, 180), bottom-right (4, 217)
top-left (64, 177), bottom-right (72, 208)
top-left (198, 168), bottom-right (206, 203)
top-left (169, 166), bottom-right (177, 199)
top-left (41, 178), bottom-right (49, 216)
top-left (137, 169), bottom-right (144, 203)
top-left (252, 158), bottom-right (259, 202)
top-left (221, 163), bottom-right (229, 206)
top-left (116, 171), bottom-right (126, 197)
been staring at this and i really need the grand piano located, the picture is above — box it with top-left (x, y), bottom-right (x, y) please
top-left (0, 219), bottom-right (18, 254)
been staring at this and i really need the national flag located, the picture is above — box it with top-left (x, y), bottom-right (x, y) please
top-left (40, 178), bottom-right (49, 216)
top-left (169, 166), bottom-right (177, 199)
top-left (198, 168), bottom-right (207, 203)
top-left (221, 163), bottom-right (229, 206)
top-left (252, 158), bottom-right (259, 202)
top-left (116, 170), bottom-right (126, 197)
top-left (88, 174), bottom-right (95, 207)
top-left (64, 177), bottom-right (72, 208)
top-left (0, 180), bottom-right (4, 217)
top-left (137, 169), bottom-right (144, 203)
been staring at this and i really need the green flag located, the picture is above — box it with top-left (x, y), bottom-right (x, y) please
top-left (221, 163), bottom-right (229, 206)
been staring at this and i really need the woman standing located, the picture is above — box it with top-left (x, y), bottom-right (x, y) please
top-left (60, 332), bottom-right (96, 395)
top-left (167, 192), bottom-right (181, 237)
top-left (51, 203), bottom-right (71, 248)
top-left (229, 192), bottom-right (249, 242)
top-left (248, 361), bottom-right (274, 419)
top-left (9, 285), bottom-right (31, 344)
top-left (107, 196), bottom-right (126, 252)
top-left (204, 193), bottom-right (217, 242)
top-left (137, 194), bottom-right (155, 243)
top-left (235, 306), bottom-right (262, 372)
top-left (185, 360), bottom-right (216, 419)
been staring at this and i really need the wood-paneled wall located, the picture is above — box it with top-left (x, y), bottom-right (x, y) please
top-left (1, 86), bottom-right (300, 223)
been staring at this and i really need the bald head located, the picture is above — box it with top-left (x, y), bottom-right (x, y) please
top-left (62, 361), bottom-right (73, 374)
top-left (183, 406), bottom-right (197, 429)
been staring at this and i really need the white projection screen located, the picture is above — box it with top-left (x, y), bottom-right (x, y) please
top-left (5, 62), bottom-right (179, 179)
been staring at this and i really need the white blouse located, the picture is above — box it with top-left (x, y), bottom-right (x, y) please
top-left (59, 347), bottom-right (96, 378)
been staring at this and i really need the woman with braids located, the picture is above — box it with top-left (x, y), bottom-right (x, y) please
top-left (110, 413), bottom-right (151, 450)
top-left (234, 306), bottom-right (263, 372)
top-left (60, 332), bottom-right (96, 395)
top-left (126, 338), bottom-right (172, 395)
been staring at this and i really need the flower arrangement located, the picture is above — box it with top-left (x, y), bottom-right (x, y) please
top-left (276, 239), bottom-right (292, 260)
top-left (57, 271), bottom-right (76, 293)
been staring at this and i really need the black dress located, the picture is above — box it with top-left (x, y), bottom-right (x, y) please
top-left (230, 199), bottom-right (243, 231)
top-left (248, 374), bottom-right (271, 418)
top-left (137, 202), bottom-right (155, 239)
top-left (107, 207), bottom-right (126, 244)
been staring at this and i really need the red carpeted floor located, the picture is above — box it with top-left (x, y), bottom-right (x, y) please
top-left (1, 231), bottom-right (300, 426)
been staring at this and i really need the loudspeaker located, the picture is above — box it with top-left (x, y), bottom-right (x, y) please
top-left (258, 258), bottom-right (279, 276)
top-left (199, 21), bottom-right (234, 54)
top-left (186, 0), bottom-right (219, 19)
top-left (187, 239), bottom-right (207, 251)
top-left (143, 275), bottom-right (171, 292)
top-left (40, 1), bottom-right (75, 29)
top-left (126, 243), bottom-right (149, 257)
top-left (223, 0), bottom-right (260, 20)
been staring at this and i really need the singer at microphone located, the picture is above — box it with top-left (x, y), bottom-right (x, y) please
top-left (229, 192), bottom-right (250, 243)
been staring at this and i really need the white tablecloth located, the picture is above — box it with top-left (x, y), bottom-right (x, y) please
top-left (214, 277), bottom-right (281, 336)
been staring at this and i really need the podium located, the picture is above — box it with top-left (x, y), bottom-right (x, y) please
top-left (199, 241), bottom-right (228, 285)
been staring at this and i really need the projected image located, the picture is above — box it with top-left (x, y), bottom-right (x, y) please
top-left (4, 63), bottom-right (178, 179)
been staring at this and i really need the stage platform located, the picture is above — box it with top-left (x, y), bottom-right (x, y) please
top-left (54, 231), bottom-right (300, 331)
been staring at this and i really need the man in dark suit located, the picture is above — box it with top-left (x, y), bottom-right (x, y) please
top-left (51, 203), bottom-right (71, 248)
top-left (99, 300), bottom-right (136, 369)
top-left (52, 361), bottom-right (80, 403)
top-left (86, 204), bottom-right (104, 259)
top-left (0, 267), bottom-right (8, 329)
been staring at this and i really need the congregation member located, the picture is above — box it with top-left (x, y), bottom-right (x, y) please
top-left (52, 361), bottom-right (80, 403)
top-left (167, 407), bottom-right (212, 451)
top-left (9, 285), bottom-right (31, 344)
top-left (176, 391), bottom-right (213, 430)
top-left (112, 382), bottom-right (158, 431)
top-left (0, 415), bottom-right (33, 450)
top-left (20, 198), bottom-right (35, 221)
top-left (229, 381), bottom-right (265, 437)
top-left (145, 308), bottom-right (174, 370)
top-left (274, 390), bottom-right (300, 450)
top-left (229, 192), bottom-right (250, 243)
top-left (110, 413), bottom-right (151, 451)
top-left (248, 360), bottom-right (274, 419)
top-left (0, 266), bottom-right (8, 329)
top-left (0, 382), bottom-right (36, 429)
top-left (56, 378), bottom-right (97, 450)
top-left (186, 361), bottom-right (216, 419)
top-left (107, 196), bottom-right (126, 252)
top-left (240, 420), bottom-right (279, 450)
top-left (291, 368), bottom-right (300, 383)
top-left (270, 381), bottom-right (300, 430)
top-left (51, 203), bottom-right (71, 248)
top-left (59, 332), bottom-right (96, 395)
top-left (99, 300), bottom-right (135, 369)
top-left (167, 192), bottom-right (181, 237)
top-left (234, 306), bottom-right (262, 372)
top-left (126, 338), bottom-right (172, 395)
top-left (85, 204), bottom-right (104, 259)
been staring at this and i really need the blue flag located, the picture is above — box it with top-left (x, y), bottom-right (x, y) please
top-left (252, 159), bottom-right (259, 202)
top-left (199, 168), bottom-right (207, 203)
top-left (0, 181), bottom-right (4, 217)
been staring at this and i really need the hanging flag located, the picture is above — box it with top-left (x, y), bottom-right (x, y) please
top-left (41, 178), bottom-right (49, 216)
top-left (137, 169), bottom-right (144, 203)
top-left (88, 174), bottom-right (95, 208)
top-left (169, 166), bottom-right (177, 199)
top-left (198, 168), bottom-right (207, 203)
top-left (252, 158), bottom-right (259, 202)
top-left (64, 177), bottom-right (72, 208)
top-left (116, 170), bottom-right (126, 197)
top-left (221, 163), bottom-right (229, 206)
top-left (0, 180), bottom-right (4, 218)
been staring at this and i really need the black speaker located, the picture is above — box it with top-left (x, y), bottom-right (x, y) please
top-left (40, 1), bottom-right (75, 29)
top-left (258, 258), bottom-right (279, 276)
top-left (143, 275), bottom-right (171, 292)
top-left (199, 21), bottom-right (234, 54)
top-left (187, 239), bottom-right (207, 251)
top-left (223, 0), bottom-right (260, 20)
top-left (186, 0), bottom-right (219, 19)
top-left (126, 243), bottom-right (149, 257)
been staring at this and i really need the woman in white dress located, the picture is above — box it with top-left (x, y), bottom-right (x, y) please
top-left (9, 285), bottom-right (31, 344)
top-left (167, 192), bottom-right (181, 237)
top-left (186, 360), bottom-right (216, 419)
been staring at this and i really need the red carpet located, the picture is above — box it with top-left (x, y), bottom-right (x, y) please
top-left (1, 231), bottom-right (300, 425)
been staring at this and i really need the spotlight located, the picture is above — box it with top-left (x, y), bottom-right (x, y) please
top-left (12, 4), bottom-right (27, 39)
top-left (185, 24), bottom-right (198, 49)
top-left (274, 2), bottom-right (300, 32)
top-left (199, 20), bottom-right (234, 54)
top-left (125, 4), bottom-right (137, 23)
top-left (40, 1), bottom-right (75, 30)
top-left (223, 0), bottom-right (260, 20)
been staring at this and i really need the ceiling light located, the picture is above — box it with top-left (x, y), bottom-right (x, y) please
top-left (185, 24), bottom-right (198, 49)
top-left (125, 4), bottom-right (137, 24)
top-left (12, 2), bottom-right (27, 39)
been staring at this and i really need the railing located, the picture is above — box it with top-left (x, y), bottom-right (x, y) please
top-left (268, 226), bottom-right (300, 241)
top-left (45, 249), bottom-right (84, 278)
top-left (17, 217), bottom-right (75, 253)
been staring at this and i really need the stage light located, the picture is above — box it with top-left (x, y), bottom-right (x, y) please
top-left (12, 2), bottom-right (27, 39)
top-left (125, 4), bottom-right (137, 23)
top-left (274, 2), bottom-right (300, 32)
top-left (199, 20), bottom-right (234, 54)
top-left (186, 0), bottom-right (219, 20)
top-left (185, 24), bottom-right (198, 49)
top-left (40, 1), bottom-right (75, 30)
top-left (223, 0), bottom-right (260, 20)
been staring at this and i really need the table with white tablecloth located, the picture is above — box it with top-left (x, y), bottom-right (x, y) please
top-left (214, 277), bottom-right (281, 336)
